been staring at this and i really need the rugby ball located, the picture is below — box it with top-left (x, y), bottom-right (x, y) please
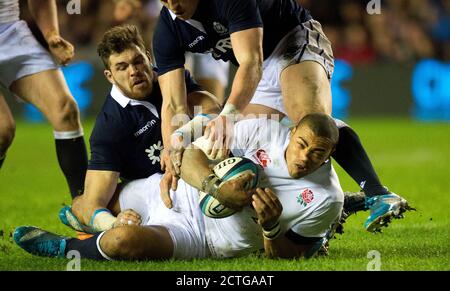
top-left (199, 157), bottom-right (259, 218)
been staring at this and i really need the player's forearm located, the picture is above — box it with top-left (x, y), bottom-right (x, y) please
top-left (225, 61), bottom-right (262, 112)
top-left (159, 69), bottom-right (191, 145)
top-left (28, 0), bottom-right (60, 41)
top-left (263, 236), bottom-right (302, 259)
top-left (162, 102), bottom-right (196, 151)
top-left (227, 27), bottom-right (263, 113)
top-left (161, 102), bottom-right (178, 148)
top-left (180, 148), bottom-right (213, 191)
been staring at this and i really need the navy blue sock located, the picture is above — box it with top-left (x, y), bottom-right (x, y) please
top-left (65, 233), bottom-right (106, 260)
top-left (55, 136), bottom-right (88, 199)
top-left (332, 126), bottom-right (390, 198)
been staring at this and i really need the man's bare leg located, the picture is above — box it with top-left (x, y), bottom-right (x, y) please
top-left (241, 103), bottom-right (285, 122)
top-left (10, 69), bottom-right (88, 198)
top-left (0, 93), bottom-right (15, 168)
top-left (280, 61), bottom-right (332, 123)
top-left (98, 225), bottom-right (174, 260)
top-left (14, 224), bottom-right (174, 261)
top-left (280, 60), bottom-right (390, 200)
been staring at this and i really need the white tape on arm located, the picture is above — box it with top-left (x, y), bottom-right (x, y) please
top-left (89, 209), bottom-right (117, 232)
top-left (192, 136), bottom-right (227, 162)
top-left (192, 136), bottom-right (214, 155)
top-left (219, 103), bottom-right (240, 122)
top-left (174, 114), bottom-right (212, 141)
top-left (262, 222), bottom-right (282, 240)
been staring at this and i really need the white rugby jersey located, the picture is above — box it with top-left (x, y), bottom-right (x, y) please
top-left (204, 119), bottom-right (344, 258)
top-left (0, 0), bottom-right (19, 24)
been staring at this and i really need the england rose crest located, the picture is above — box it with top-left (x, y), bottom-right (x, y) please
top-left (255, 149), bottom-right (271, 168)
top-left (297, 189), bottom-right (314, 206)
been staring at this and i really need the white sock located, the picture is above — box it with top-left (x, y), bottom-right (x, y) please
top-left (53, 129), bottom-right (84, 140)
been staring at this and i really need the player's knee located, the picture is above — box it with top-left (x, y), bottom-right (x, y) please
top-left (100, 226), bottom-right (140, 259)
top-left (51, 96), bottom-right (80, 129)
top-left (0, 121), bottom-right (16, 154)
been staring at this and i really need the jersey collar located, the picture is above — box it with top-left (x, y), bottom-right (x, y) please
top-left (167, 8), bottom-right (207, 34)
top-left (110, 85), bottom-right (159, 118)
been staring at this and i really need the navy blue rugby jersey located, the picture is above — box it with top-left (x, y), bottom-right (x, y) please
top-left (153, 0), bottom-right (312, 75)
top-left (88, 71), bottom-right (201, 181)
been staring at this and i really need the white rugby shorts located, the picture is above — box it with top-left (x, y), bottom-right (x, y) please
top-left (0, 20), bottom-right (58, 89)
top-left (185, 52), bottom-right (230, 88)
top-left (119, 174), bottom-right (209, 259)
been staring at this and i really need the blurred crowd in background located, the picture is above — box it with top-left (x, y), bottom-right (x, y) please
top-left (305, 0), bottom-right (450, 64)
top-left (20, 0), bottom-right (450, 66)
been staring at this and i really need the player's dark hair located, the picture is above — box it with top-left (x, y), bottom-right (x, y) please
top-left (97, 24), bottom-right (146, 69)
top-left (296, 113), bottom-right (339, 145)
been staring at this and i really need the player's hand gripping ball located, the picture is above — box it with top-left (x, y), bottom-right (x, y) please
top-left (199, 157), bottom-right (259, 218)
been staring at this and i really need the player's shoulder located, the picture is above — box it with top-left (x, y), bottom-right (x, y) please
top-left (90, 96), bottom-right (132, 142)
top-left (154, 7), bottom-right (177, 36)
top-left (101, 94), bottom-right (134, 121)
top-left (158, 6), bottom-right (173, 23)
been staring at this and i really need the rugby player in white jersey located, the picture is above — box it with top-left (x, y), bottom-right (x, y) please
top-left (0, 0), bottom-right (87, 198)
top-left (13, 113), bottom-right (343, 260)
top-left (155, 0), bottom-right (410, 233)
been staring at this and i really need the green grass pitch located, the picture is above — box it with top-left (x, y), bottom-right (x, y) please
top-left (0, 118), bottom-right (449, 271)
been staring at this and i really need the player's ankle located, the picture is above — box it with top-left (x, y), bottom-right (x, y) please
top-left (364, 185), bottom-right (390, 198)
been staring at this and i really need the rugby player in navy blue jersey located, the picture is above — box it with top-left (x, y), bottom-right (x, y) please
top-left (59, 25), bottom-right (220, 234)
top-left (153, 0), bottom-right (410, 232)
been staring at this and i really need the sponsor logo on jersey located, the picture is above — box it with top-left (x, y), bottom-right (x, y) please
top-left (208, 37), bottom-right (233, 58)
top-left (145, 140), bottom-right (163, 164)
top-left (254, 149), bottom-right (272, 168)
top-left (213, 22), bottom-right (228, 34)
top-left (297, 189), bottom-right (314, 206)
top-left (134, 120), bottom-right (157, 137)
top-left (188, 35), bottom-right (205, 48)
top-left (215, 37), bottom-right (232, 53)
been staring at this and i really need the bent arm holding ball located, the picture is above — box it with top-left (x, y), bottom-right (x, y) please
top-left (176, 147), bottom-right (255, 210)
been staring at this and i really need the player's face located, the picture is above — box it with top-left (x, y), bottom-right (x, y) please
top-left (105, 45), bottom-right (154, 100)
top-left (285, 125), bottom-right (334, 179)
top-left (160, 0), bottom-right (199, 20)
